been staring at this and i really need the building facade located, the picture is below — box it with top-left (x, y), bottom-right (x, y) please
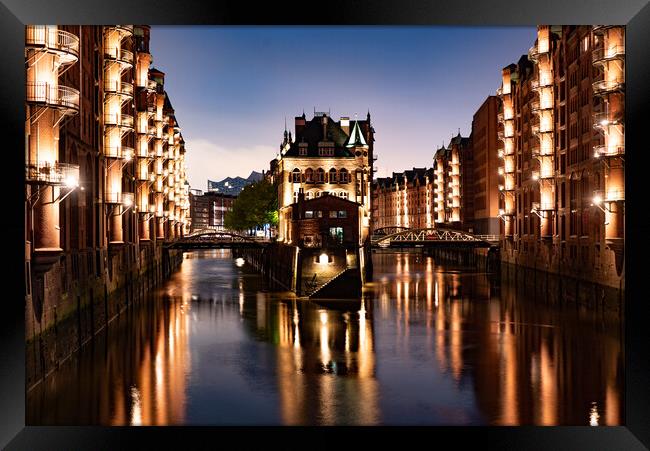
top-left (272, 112), bottom-right (375, 246)
top-left (189, 190), bottom-right (236, 232)
top-left (496, 25), bottom-right (625, 288)
top-left (471, 96), bottom-right (501, 236)
top-left (433, 133), bottom-right (474, 231)
top-left (24, 25), bottom-right (190, 387)
top-left (372, 168), bottom-right (435, 231)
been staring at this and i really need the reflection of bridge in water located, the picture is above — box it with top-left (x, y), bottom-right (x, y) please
top-left (166, 230), bottom-right (269, 250)
top-left (371, 227), bottom-right (499, 249)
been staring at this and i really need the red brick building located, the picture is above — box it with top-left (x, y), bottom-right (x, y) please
top-left (289, 192), bottom-right (360, 248)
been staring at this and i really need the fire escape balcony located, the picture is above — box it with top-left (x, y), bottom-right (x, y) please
top-left (594, 189), bottom-right (625, 202)
top-left (499, 207), bottom-right (516, 216)
top-left (105, 25), bottom-right (134, 36)
top-left (25, 26), bottom-right (79, 65)
top-left (528, 45), bottom-right (549, 63)
top-left (592, 25), bottom-right (616, 35)
top-left (104, 80), bottom-right (134, 99)
top-left (26, 82), bottom-right (80, 113)
top-left (592, 79), bottom-right (625, 96)
top-left (592, 45), bottom-right (625, 65)
top-left (25, 161), bottom-right (79, 186)
top-left (532, 201), bottom-right (555, 212)
top-left (104, 47), bottom-right (134, 68)
top-left (103, 146), bottom-right (134, 159)
top-left (105, 191), bottom-right (134, 205)
top-left (593, 112), bottom-right (624, 131)
top-left (104, 113), bottom-right (134, 129)
top-left (530, 78), bottom-right (553, 91)
top-left (594, 144), bottom-right (625, 157)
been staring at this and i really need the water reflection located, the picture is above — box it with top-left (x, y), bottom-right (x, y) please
top-left (27, 250), bottom-right (623, 426)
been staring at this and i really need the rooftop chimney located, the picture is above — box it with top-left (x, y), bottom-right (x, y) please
top-left (340, 117), bottom-right (350, 136)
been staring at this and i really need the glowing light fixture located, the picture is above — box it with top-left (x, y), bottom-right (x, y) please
top-left (64, 174), bottom-right (79, 188)
top-left (318, 253), bottom-right (329, 264)
top-left (235, 258), bottom-right (245, 267)
top-left (592, 195), bottom-right (603, 206)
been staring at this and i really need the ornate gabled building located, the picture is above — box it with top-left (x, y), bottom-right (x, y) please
top-left (496, 25), bottom-right (625, 289)
top-left (273, 112), bottom-right (375, 246)
top-left (372, 168), bottom-right (435, 231)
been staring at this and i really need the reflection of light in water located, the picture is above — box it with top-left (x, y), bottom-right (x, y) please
top-left (319, 310), bottom-right (330, 366)
top-left (359, 300), bottom-right (367, 351)
top-left (130, 386), bottom-right (142, 426)
top-left (590, 402), bottom-right (600, 426)
top-left (235, 257), bottom-right (245, 267)
top-left (239, 279), bottom-right (245, 315)
top-left (293, 306), bottom-right (300, 348)
top-left (434, 281), bottom-right (439, 308)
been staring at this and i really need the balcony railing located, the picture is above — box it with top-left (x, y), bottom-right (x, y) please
top-left (593, 111), bottom-right (624, 131)
top-left (25, 26), bottom-right (79, 64)
top-left (594, 144), bottom-right (625, 157)
top-left (103, 146), bottom-right (134, 159)
top-left (592, 25), bottom-right (616, 35)
top-left (592, 45), bottom-right (625, 64)
top-left (25, 161), bottom-right (79, 186)
top-left (105, 191), bottom-right (134, 205)
top-left (104, 47), bottom-right (134, 65)
top-left (104, 80), bottom-right (134, 97)
top-left (104, 113), bottom-right (133, 129)
top-left (528, 45), bottom-right (541, 62)
top-left (592, 79), bottom-right (625, 96)
top-left (530, 78), bottom-right (553, 91)
top-left (26, 82), bottom-right (80, 112)
top-left (107, 25), bottom-right (134, 35)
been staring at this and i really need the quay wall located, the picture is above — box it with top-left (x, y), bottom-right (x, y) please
top-left (25, 243), bottom-right (183, 391)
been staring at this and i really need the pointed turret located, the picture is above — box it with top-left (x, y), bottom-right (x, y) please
top-left (346, 120), bottom-right (368, 148)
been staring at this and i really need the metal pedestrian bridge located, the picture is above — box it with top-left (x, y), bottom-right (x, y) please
top-left (371, 227), bottom-right (499, 248)
top-left (166, 230), bottom-right (269, 249)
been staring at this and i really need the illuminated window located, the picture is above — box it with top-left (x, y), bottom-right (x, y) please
top-left (305, 210), bottom-right (313, 218)
top-left (304, 168), bottom-right (314, 183)
top-left (291, 168), bottom-right (301, 183)
top-left (338, 210), bottom-right (347, 218)
top-left (329, 168), bottom-right (337, 183)
top-left (329, 210), bottom-right (338, 218)
top-left (329, 227), bottom-right (343, 243)
top-left (316, 168), bottom-right (325, 183)
top-left (339, 168), bottom-right (349, 183)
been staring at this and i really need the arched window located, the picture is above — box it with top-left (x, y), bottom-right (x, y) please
top-left (339, 168), bottom-right (349, 183)
top-left (316, 168), bottom-right (325, 183)
top-left (304, 168), bottom-right (314, 183)
top-left (291, 168), bottom-right (301, 183)
top-left (329, 168), bottom-right (337, 183)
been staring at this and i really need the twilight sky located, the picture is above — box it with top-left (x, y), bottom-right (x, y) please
top-left (149, 26), bottom-right (537, 190)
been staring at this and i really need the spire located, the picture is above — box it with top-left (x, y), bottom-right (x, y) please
top-left (367, 109), bottom-right (371, 122)
top-left (346, 120), bottom-right (368, 148)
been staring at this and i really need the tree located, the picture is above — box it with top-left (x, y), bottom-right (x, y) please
top-left (224, 178), bottom-right (278, 232)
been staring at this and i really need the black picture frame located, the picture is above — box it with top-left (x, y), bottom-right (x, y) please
top-left (1, 0), bottom-right (648, 449)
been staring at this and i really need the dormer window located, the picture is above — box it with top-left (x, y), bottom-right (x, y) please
top-left (318, 141), bottom-right (335, 157)
top-left (299, 143), bottom-right (308, 156)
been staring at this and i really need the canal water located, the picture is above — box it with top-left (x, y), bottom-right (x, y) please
top-left (27, 250), bottom-right (624, 426)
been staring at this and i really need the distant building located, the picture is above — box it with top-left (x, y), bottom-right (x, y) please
top-left (207, 171), bottom-right (263, 196)
top-left (189, 191), bottom-right (236, 232)
top-left (372, 168), bottom-right (435, 231)
top-left (433, 133), bottom-right (474, 231)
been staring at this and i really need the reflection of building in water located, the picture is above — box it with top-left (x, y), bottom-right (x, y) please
top-left (111, 295), bottom-right (191, 425)
top-left (249, 293), bottom-right (379, 425)
top-left (372, 252), bottom-right (623, 425)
